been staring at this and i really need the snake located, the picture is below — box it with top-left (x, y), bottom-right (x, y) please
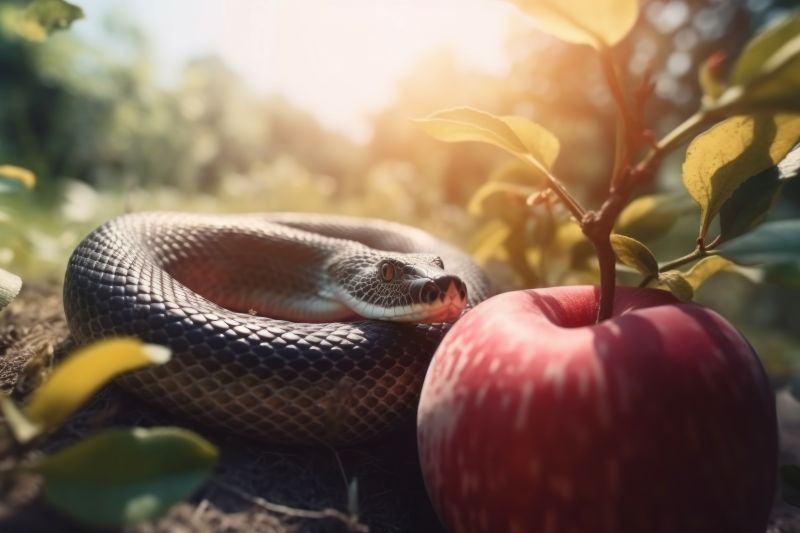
top-left (63, 212), bottom-right (490, 445)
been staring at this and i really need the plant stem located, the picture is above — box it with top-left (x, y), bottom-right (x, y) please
top-left (530, 158), bottom-right (587, 221)
top-left (638, 110), bottom-right (713, 171)
top-left (637, 235), bottom-right (721, 287)
top-left (599, 47), bottom-right (634, 186)
top-left (582, 102), bottom-right (718, 321)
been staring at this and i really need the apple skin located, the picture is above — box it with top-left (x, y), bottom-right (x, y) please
top-left (418, 286), bottom-right (777, 533)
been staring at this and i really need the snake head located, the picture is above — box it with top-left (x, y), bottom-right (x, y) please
top-left (326, 251), bottom-right (468, 323)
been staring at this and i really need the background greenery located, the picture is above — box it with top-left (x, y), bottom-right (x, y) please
top-left (1, 0), bottom-right (799, 379)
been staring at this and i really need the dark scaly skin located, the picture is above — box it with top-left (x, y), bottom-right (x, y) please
top-left (63, 212), bottom-right (490, 445)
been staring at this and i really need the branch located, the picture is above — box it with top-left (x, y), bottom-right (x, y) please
top-left (637, 236), bottom-right (722, 288)
top-left (528, 156), bottom-right (587, 221)
top-left (212, 479), bottom-right (368, 533)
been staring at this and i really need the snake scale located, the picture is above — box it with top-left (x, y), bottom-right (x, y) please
top-left (63, 212), bottom-right (490, 445)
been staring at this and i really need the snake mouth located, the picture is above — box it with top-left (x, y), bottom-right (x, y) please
top-left (378, 277), bottom-right (468, 323)
top-left (341, 277), bottom-right (468, 323)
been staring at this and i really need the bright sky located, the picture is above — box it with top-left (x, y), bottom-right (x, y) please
top-left (73, 0), bottom-right (515, 141)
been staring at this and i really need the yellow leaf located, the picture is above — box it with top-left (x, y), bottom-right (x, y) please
top-left (467, 182), bottom-right (538, 217)
top-left (509, 0), bottom-right (639, 48)
top-left (417, 107), bottom-right (525, 155)
top-left (500, 115), bottom-right (560, 168)
top-left (417, 107), bottom-right (559, 171)
top-left (682, 114), bottom-right (800, 238)
top-left (699, 52), bottom-right (727, 104)
top-left (1, 394), bottom-right (41, 444)
top-left (683, 256), bottom-right (735, 291)
top-left (658, 270), bottom-right (694, 301)
top-left (469, 220), bottom-right (511, 265)
top-left (23, 339), bottom-right (171, 432)
top-left (488, 159), bottom-right (546, 186)
top-left (616, 193), bottom-right (694, 242)
top-left (0, 165), bottom-right (36, 189)
top-left (610, 234), bottom-right (658, 276)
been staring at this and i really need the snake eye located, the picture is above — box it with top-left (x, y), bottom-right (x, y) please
top-left (380, 261), bottom-right (395, 282)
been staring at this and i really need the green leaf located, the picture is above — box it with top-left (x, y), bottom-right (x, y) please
top-left (615, 193), bottom-right (694, 242)
top-left (0, 0), bottom-right (83, 42)
top-left (416, 107), bottom-right (559, 170)
top-left (0, 165), bottom-right (36, 191)
top-left (34, 427), bottom-right (218, 526)
top-left (682, 114), bottom-right (800, 239)
top-left (658, 270), bottom-right (694, 302)
top-left (732, 14), bottom-right (800, 86)
top-left (719, 219), bottom-right (800, 264)
top-left (682, 256), bottom-right (735, 292)
top-left (721, 14), bottom-right (800, 113)
top-left (509, 0), bottom-right (638, 48)
top-left (719, 145), bottom-right (800, 241)
top-left (23, 339), bottom-right (171, 433)
top-left (0, 267), bottom-right (22, 311)
top-left (610, 234), bottom-right (658, 276)
top-left (764, 261), bottom-right (800, 288)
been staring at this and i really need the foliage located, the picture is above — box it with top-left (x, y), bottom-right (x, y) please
top-left (1, 338), bottom-right (218, 526)
top-left (421, 7), bottom-right (800, 308)
top-left (421, 0), bottom-right (800, 509)
top-left (0, 3), bottom-right (218, 526)
top-left (35, 427), bottom-right (217, 527)
top-left (0, 0), bottom-right (82, 43)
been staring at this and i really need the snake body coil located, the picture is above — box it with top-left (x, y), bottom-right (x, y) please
top-left (63, 212), bottom-right (489, 444)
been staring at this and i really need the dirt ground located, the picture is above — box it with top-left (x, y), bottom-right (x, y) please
top-left (1, 283), bottom-right (799, 532)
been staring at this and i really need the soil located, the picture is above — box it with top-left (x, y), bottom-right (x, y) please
top-left (0, 283), bottom-right (799, 532)
top-left (0, 283), bottom-right (440, 533)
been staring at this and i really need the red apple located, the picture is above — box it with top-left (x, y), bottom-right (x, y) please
top-left (418, 286), bottom-right (777, 533)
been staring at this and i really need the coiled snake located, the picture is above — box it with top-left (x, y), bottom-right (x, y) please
top-left (63, 212), bottom-right (490, 444)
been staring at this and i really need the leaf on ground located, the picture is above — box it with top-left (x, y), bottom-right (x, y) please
top-left (23, 339), bottom-right (171, 433)
top-left (658, 270), bottom-right (694, 301)
top-left (508, 0), bottom-right (638, 48)
top-left (682, 114), bottom-right (800, 239)
top-left (0, 394), bottom-right (42, 444)
top-left (416, 107), bottom-right (559, 171)
top-left (34, 427), bottom-right (218, 526)
top-left (0, 268), bottom-right (22, 310)
top-left (610, 234), bottom-right (658, 276)
top-left (0, 165), bottom-right (36, 191)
